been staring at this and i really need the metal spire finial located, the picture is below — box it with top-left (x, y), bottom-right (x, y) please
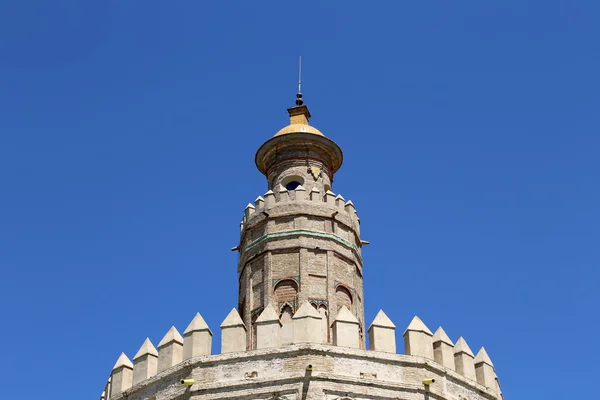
top-left (296, 56), bottom-right (303, 106)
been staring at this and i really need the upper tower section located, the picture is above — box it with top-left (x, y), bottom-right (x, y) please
top-left (237, 93), bottom-right (366, 350)
top-left (255, 95), bottom-right (343, 195)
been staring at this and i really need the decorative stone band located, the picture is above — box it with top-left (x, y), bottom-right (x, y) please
top-left (244, 229), bottom-right (359, 254)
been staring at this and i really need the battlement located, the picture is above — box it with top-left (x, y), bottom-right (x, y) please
top-left (102, 305), bottom-right (502, 400)
top-left (240, 185), bottom-right (361, 239)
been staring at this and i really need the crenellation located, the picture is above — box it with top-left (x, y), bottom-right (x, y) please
top-left (474, 347), bottom-right (496, 390)
top-left (433, 326), bottom-right (456, 370)
top-left (241, 191), bottom-right (361, 236)
top-left (132, 338), bottom-right (158, 385)
top-left (344, 200), bottom-right (356, 218)
top-left (292, 301), bottom-right (323, 344)
top-left (244, 203), bottom-right (255, 221)
top-left (403, 316), bottom-right (434, 360)
top-left (454, 336), bottom-right (477, 381)
top-left (368, 309), bottom-right (397, 353)
top-left (255, 304), bottom-right (282, 349)
top-left (157, 326), bottom-right (184, 373)
top-left (264, 189), bottom-right (275, 207)
top-left (495, 374), bottom-right (503, 399)
top-left (255, 195), bottom-right (265, 209)
top-left (183, 312), bottom-right (212, 359)
top-left (106, 305), bottom-right (502, 400)
top-left (110, 353), bottom-right (133, 398)
top-left (220, 308), bottom-right (247, 353)
top-left (324, 190), bottom-right (336, 206)
top-left (295, 184), bottom-right (307, 201)
top-left (310, 187), bottom-right (321, 202)
top-left (278, 185), bottom-right (289, 202)
top-left (104, 377), bottom-right (111, 400)
top-left (335, 194), bottom-right (345, 210)
top-left (332, 305), bottom-right (360, 348)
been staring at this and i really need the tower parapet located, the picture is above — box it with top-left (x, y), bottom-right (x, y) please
top-left (104, 310), bottom-right (502, 400)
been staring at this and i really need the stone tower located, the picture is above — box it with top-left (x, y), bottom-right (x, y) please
top-left (100, 93), bottom-right (504, 400)
top-left (237, 94), bottom-right (365, 350)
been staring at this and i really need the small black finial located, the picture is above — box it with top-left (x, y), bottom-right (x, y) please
top-left (296, 92), bottom-right (303, 106)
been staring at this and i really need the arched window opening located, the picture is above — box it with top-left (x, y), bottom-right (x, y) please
top-left (285, 181), bottom-right (301, 191)
top-left (274, 279), bottom-right (299, 305)
top-left (335, 285), bottom-right (353, 311)
top-left (281, 175), bottom-right (304, 191)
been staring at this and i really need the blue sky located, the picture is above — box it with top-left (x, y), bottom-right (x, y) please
top-left (1, 1), bottom-right (598, 398)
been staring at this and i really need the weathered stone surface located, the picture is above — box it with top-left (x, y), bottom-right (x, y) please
top-left (368, 309), bottom-right (396, 353)
top-left (220, 308), bottom-right (246, 353)
top-left (332, 305), bottom-right (360, 348)
top-left (132, 338), bottom-right (158, 384)
top-left (475, 347), bottom-right (496, 389)
top-left (293, 301), bottom-right (323, 344)
top-left (454, 336), bottom-right (477, 381)
top-left (255, 304), bottom-right (282, 349)
top-left (157, 326), bottom-right (184, 373)
top-left (433, 326), bottom-right (455, 370)
top-left (183, 312), bottom-right (212, 359)
top-left (110, 344), bottom-right (498, 400)
top-left (110, 353), bottom-right (133, 397)
top-left (403, 316), bottom-right (434, 359)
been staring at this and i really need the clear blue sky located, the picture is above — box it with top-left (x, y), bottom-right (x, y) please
top-left (1, 1), bottom-right (598, 398)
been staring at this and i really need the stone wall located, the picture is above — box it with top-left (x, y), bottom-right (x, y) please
top-left (102, 309), bottom-right (502, 400)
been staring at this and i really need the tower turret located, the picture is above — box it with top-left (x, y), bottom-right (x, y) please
top-left (237, 99), bottom-right (365, 349)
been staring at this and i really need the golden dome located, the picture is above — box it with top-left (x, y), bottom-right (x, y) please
top-left (274, 123), bottom-right (325, 137)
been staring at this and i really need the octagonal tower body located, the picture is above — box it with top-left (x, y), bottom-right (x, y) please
top-left (237, 103), bottom-right (366, 349)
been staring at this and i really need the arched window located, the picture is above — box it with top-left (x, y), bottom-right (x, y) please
top-left (335, 285), bottom-right (353, 311)
top-left (274, 279), bottom-right (298, 305)
top-left (285, 181), bottom-right (301, 191)
top-left (281, 175), bottom-right (304, 191)
top-left (274, 279), bottom-right (298, 346)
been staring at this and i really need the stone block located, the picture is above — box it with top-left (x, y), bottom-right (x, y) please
top-left (368, 309), bottom-right (396, 353)
top-left (332, 305), bottom-right (360, 348)
top-left (403, 316), bottom-right (434, 359)
top-left (110, 353), bottom-right (133, 397)
top-left (183, 312), bottom-right (212, 359)
top-left (157, 326), bottom-right (183, 373)
top-left (220, 308), bottom-right (247, 353)
top-left (132, 338), bottom-right (158, 384)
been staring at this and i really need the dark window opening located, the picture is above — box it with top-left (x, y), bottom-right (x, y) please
top-left (285, 181), bottom-right (301, 191)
